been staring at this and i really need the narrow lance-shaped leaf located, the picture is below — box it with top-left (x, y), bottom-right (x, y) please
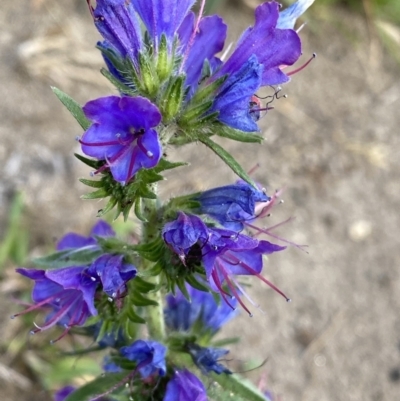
top-left (51, 87), bottom-right (90, 130)
top-left (199, 136), bottom-right (257, 188)
top-left (64, 372), bottom-right (128, 401)
top-left (211, 373), bottom-right (267, 401)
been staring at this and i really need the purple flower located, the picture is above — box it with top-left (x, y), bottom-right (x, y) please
top-left (178, 13), bottom-right (227, 98)
top-left (202, 228), bottom-right (288, 314)
top-left (165, 284), bottom-right (237, 333)
top-left (210, 55), bottom-right (263, 132)
top-left (133, 0), bottom-right (195, 51)
top-left (163, 213), bottom-right (289, 313)
top-left (162, 212), bottom-right (209, 263)
top-left (164, 370), bottom-right (207, 401)
top-left (88, 254), bottom-right (136, 299)
top-left (188, 344), bottom-right (231, 374)
top-left (80, 96), bottom-right (162, 185)
top-left (216, 2), bottom-right (301, 87)
top-left (54, 386), bottom-right (75, 401)
top-left (56, 220), bottom-right (115, 251)
top-left (14, 266), bottom-right (99, 339)
top-left (88, 0), bottom-right (142, 62)
top-left (120, 340), bottom-right (167, 378)
top-left (196, 182), bottom-right (269, 231)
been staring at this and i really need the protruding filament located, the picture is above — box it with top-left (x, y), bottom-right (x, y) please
top-left (287, 53), bottom-right (316, 76)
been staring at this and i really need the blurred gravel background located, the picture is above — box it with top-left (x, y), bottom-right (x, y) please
top-left (1, 1), bottom-right (400, 400)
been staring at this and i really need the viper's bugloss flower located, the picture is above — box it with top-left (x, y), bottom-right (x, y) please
top-left (203, 228), bottom-right (288, 314)
top-left (188, 343), bottom-right (231, 374)
top-left (215, 2), bottom-right (301, 87)
top-left (120, 340), bottom-right (167, 378)
top-left (162, 212), bottom-right (209, 263)
top-left (14, 266), bottom-right (99, 339)
top-left (163, 212), bottom-right (289, 314)
top-left (196, 183), bottom-right (269, 231)
top-left (56, 219), bottom-right (115, 251)
top-left (164, 370), bottom-right (207, 401)
top-left (88, 1), bottom-right (312, 134)
top-left (165, 283), bottom-right (237, 333)
top-left (88, 253), bottom-right (136, 299)
top-left (80, 96), bottom-right (162, 185)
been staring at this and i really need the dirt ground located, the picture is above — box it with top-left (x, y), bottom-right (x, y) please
top-left (1, 1), bottom-right (400, 400)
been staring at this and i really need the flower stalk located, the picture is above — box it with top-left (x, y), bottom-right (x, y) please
top-left (141, 184), bottom-right (166, 341)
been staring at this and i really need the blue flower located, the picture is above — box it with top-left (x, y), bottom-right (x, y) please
top-left (165, 284), bottom-right (237, 333)
top-left (15, 266), bottom-right (99, 338)
top-left (56, 220), bottom-right (115, 251)
top-left (88, 253), bottom-right (136, 299)
top-left (202, 228), bottom-right (288, 313)
top-left (188, 344), bottom-right (231, 374)
top-left (80, 96), bottom-right (162, 185)
top-left (162, 212), bottom-right (209, 263)
top-left (196, 182), bottom-right (269, 231)
top-left (216, 2), bottom-right (301, 87)
top-left (164, 370), bottom-right (207, 401)
top-left (163, 212), bottom-right (289, 313)
top-left (120, 340), bottom-right (167, 378)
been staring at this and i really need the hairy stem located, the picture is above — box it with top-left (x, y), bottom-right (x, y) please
top-left (141, 184), bottom-right (165, 341)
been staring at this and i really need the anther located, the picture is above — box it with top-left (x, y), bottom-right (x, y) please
top-left (90, 277), bottom-right (96, 282)
top-left (75, 136), bottom-right (81, 141)
top-left (10, 315), bottom-right (16, 319)
top-left (108, 297), bottom-right (113, 302)
top-left (90, 171), bottom-right (95, 177)
top-left (287, 298), bottom-right (292, 303)
top-left (249, 313), bottom-right (253, 317)
top-left (280, 200), bottom-right (284, 204)
top-left (146, 150), bottom-right (154, 158)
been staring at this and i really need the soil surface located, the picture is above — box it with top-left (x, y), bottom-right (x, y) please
top-left (1, 1), bottom-right (400, 400)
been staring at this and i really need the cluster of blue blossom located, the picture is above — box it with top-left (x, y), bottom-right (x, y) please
top-left (80, 0), bottom-right (309, 185)
top-left (13, 221), bottom-right (136, 340)
top-left (15, 0), bottom-right (314, 400)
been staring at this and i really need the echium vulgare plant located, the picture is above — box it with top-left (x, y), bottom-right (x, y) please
top-left (13, 0), bottom-right (315, 400)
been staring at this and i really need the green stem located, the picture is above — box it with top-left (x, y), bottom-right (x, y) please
top-left (141, 184), bottom-right (165, 341)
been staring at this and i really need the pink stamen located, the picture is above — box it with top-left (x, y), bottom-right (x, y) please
top-left (11, 291), bottom-right (65, 318)
top-left (79, 139), bottom-right (123, 147)
top-left (211, 270), bottom-right (235, 310)
top-left (223, 252), bottom-right (291, 302)
top-left (246, 220), bottom-right (308, 252)
top-left (218, 261), bottom-right (252, 316)
top-left (287, 53), bottom-right (316, 76)
top-left (86, 0), bottom-right (95, 17)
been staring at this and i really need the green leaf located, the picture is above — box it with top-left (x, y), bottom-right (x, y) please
top-left (132, 276), bottom-right (156, 293)
top-left (81, 188), bottom-right (108, 200)
top-left (64, 372), bottom-right (127, 401)
top-left (130, 290), bottom-right (158, 306)
top-left (134, 197), bottom-right (147, 222)
top-left (100, 68), bottom-right (137, 96)
top-left (216, 124), bottom-right (263, 144)
top-left (199, 136), bottom-right (256, 188)
top-left (211, 373), bottom-right (267, 401)
top-left (33, 248), bottom-right (101, 269)
top-left (126, 306), bottom-right (146, 324)
top-left (79, 178), bottom-right (104, 188)
top-left (51, 87), bottom-right (91, 130)
top-left (74, 153), bottom-right (103, 169)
